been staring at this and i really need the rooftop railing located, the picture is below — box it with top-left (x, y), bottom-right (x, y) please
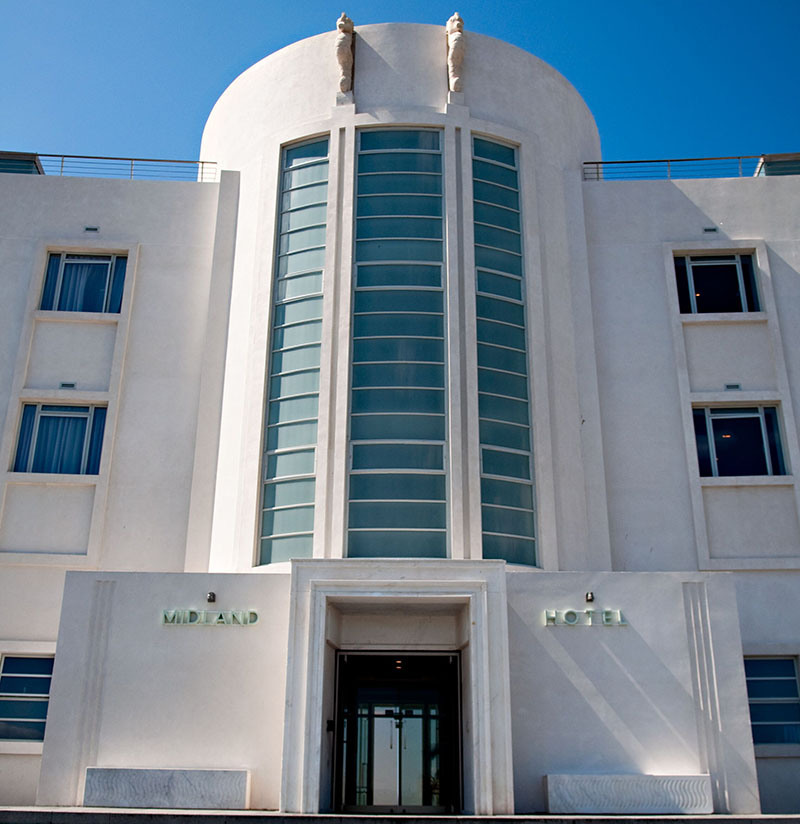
top-left (0, 151), bottom-right (217, 182)
top-left (583, 155), bottom-right (765, 181)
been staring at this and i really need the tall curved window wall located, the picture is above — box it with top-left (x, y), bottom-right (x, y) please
top-left (348, 129), bottom-right (447, 558)
top-left (472, 137), bottom-right (536, 565)
top-left (260, 138), bottom-right (329, 564)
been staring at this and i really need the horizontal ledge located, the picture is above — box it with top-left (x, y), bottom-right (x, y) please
top-left (34, 310), bottom-right (120, 325)
top-left (699, 475), bottom-right (793, 487)
top-left (680, 311), bottom-right (767, 324)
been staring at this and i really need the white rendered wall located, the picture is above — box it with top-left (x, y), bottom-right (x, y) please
top-left (0, 172), bottom-right (238, 804)
top-left (199, 22), bottom-right (610, 574)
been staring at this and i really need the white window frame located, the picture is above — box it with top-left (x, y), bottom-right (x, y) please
top-left (675, 253), bottom-right (759, 314)
top-left (40, 252), bottom-right (127, 314)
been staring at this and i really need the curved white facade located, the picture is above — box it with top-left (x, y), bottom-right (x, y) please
top-left (1, 19), bottom-right (799, 818)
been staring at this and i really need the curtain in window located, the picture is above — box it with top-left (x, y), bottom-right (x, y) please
top-left (57, 262), bottom-right (108, 312)
top-left (13, 405), bottom-right (37, 472)
top-left (40, 254), bottom-right (61, 311)
top-left (31, 415), bottom-right (87, 473)
top-left (86, 408), bottom-right (107, 474)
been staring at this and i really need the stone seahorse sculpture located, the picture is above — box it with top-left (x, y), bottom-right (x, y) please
top-left (446, 12), bottom-right (465, 93)
top-left (335, 13), bottom-right (355, 93)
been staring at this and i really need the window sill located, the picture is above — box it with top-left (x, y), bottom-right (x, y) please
top-left (4, 472), bottom-right (98, 486)
top-left (34, 309), bottom-right (119, 326)
top-left (680, 311), bottom-right (767, 325)
top-left (700, 475), bottom-right (793, 488)
top-left (754, 743), bottom-right (800, 758)
top-left (0, 740), bottom-right (43, 755)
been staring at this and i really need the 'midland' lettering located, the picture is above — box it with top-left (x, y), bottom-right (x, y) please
top-left (162, 609), bottom-right (259, 626)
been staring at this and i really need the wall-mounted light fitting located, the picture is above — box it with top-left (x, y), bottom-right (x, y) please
top-left (585, 592), bottom-right (594, 602)
top-left (206, 592), bottom-right (216, 603)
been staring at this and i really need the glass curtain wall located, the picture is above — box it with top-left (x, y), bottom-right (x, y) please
top-left (348, 129), bottom-right (447, 558)
top-left (260, 138), bottom-right (329, 564)
top-left (472, 137), bottom-right (536, 565)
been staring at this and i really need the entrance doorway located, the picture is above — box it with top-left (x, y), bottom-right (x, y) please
top-left (334, 653), bottom-right (461, 813)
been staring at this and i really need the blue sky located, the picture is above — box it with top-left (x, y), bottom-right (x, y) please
top-left (2, 0), bottom-right (798, 162)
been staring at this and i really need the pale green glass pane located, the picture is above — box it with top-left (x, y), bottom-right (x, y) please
top-left (352, 388), bottom-right (444, 414)
top-left (357, 264), bottom-right (441, 287)
top-left (281, 182), bottom-right (328, 211)
top-left (265, 449), bottom-right (315, 478)
top-left (268, 394), bottom-right (319, 424)
top-left (263, 478), bottom-right (316, 508)
top-left (474, 223), bottom-right (521, 254)
top-left (281, 204), bottom-right (328, 232)
top-left (262, 504), bottom-right (315, 536)
top-left (477, 295), bottom-right (524, 326)
top-left (266, 421), bottom-right (318, 450)
top-left (481, 477), bottom-right (533, 509)
top-left (477, 270), bottom-right (521, 300)
top-left (352, 443), bottom-right (444, 470)
top-left (353, 313), bottom-right (443, 338)
top-left (272, 320), bottom-right (322, 349)
top-left (271, 344), bottom-right (321, 374)
top-left (277, 247), bottom-right (326, 276)
top-left (482, 448), bottom-right (531, 479)
top-left (355, 239), bottom-right (443, 263)
top-left (474, 246), bottom-right (522, 276)
top-left (275, 273), bottom-right (322, 301)
top-left (270, 370), bottom-right (319, 399)
top-left (350, 414), bottom-right (445, 441)
top-left (479, 393), bottom-right (529, 424)
top-left (349, 501), bottom-right (445, 529)
top-left (283, 163), bottom-right (328, 189)
top-left (350, 473), bottom-right (445, 500)
top-left (477, 342), bottom-right (527, 374)
top-left (482, 505), bottom-right (535, 536)
top-left (478, 367), bottom-right (528, 399)
top-left (273, 297), bottom-right (323, 326)
top-left (358, 174), bottom-right (442, 196)
top-left (358, 153), bottom-right (442, 174)
top-left (357, 195), bottom-right (442, 218)
top-left (352, 362), bottom-right (444, 388)
top-left (357, 217), bottom-right (442, 240)
top-left (348, 530), bottom-right (446, 558)
top-left (479, 419), bottom-right (530, 451)
top-left (482, 533), bottom-right (536, 565)
top-left (353, 337), bottom-right (444, 363)
top-left (279, 225), bottom-right (327, 254)
top-left (476, 319), bottom-right (526, 350)
top-left (473, 180), bottom-right (519, 210)
top-left (472, 159), bottom-right (518, 189)
top-left (360, 130), bottom-right (440, 151)
top-left (354, 289), bottom-right (442, 314)
top-left (260, 534), bottom-right (313, 564)
top-left (474, 201), bottom-right (521, 231)
top-left (473, 138), bottom-right (516, 167)
top-left (285, 140), bottom-right (328, 168)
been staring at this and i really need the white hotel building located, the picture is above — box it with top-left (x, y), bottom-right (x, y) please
top-left (0, 20), bottom-right (799, 817)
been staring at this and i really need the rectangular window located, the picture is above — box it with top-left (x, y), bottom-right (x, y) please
top-left (13, 404), bottom-right (107, 474)
top-left (693, 406), bottom-right (786, 477)
top-left (745, 657), bottom-right (800, 744)
top-left (674, 254), bottom-right (759, 314)
top-left (0, 655), bottom-right (53, 741)
top-left (41, 253), bottom-right (127, 313)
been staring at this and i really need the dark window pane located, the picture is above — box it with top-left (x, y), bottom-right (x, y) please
top-left (741, 255), bottom-right (760, 311)
top-left (32, 415), bottom-right (87, 474)
top-left (747, 679), bottom-right (799, 699)
top-left (674, 257), bottom-right (692, 314)
top-left (1, 657), bottom-right (53, 675)
top-left (745, 659), bottom-right (797, 678)
top-left (478, 368), bottom-right (528, 399)
top-left (482, 533), bottom-right (536, 566)
top-left (473, 201), bottom-right (520, 231)
top-left (477, 343), bottom-right (527, 374)
top-left (284, 140), bottom-right (329, 167)
top-left (263, 479), bottom-right (315, 508)
top-left (40, 254), bottom-right (61, 310)
top-left (350, 414), bottom-right (445, 442)
top-left (0, 676), bottom-right (50, 695)
top-left (108, 256), bottom-right (127, 313)
top-left (357, 217), bottom-right (442, 239)
top-left (0, 698), bottom-right (48, 719)
top-left (712, 415), bottom-right (768, 476)
top-left (749, 704), bottom-right (800, 723)
top-left (350, 473), bottom-right (445, 501)
top-left (764, 407), bottom-right (786, 475)
top-left (348, 530), bottom-right (446, 558)
top-left (360, 131), bottom-right (440, 152)
top-left (474, 245), bottom-right (522, 276)
top-left (357, 195), bottom-right (442, 218)
top-left (358, 174), bottom-right (442, 196)
top-left (479, 420), bottom-right (530, 451)
top-left (472, 159), bottom-right (518, 189)
top-left (261, 505), bottom-right (315, 537)
top-left (353, 338), bottom-right (444, 363)
top-left (479, 393), bottom-right (529, 425)
top-left (474, 223), bottom-right (521, 254)
top-left (751, 724), bottom-right (800, 744)
top-left (357, 264), bottom-right (441, 287)
top-left (358, 152), bottom-right (441, 174)
top-left (477, 271), bottom-right (521, 300)
top-left (477, 295), bottom-right (524, 326)
top-left (477, 319), bottom-right (526, 350)
top-left (480, 477), bottom-right (534, 509)
top-left (353, 313), bottom-right (443, 338)
top-left (86, 407), bottom-right (106, 475)
top-left (481, 505), bottom-right (535, 536)
top-left (356, 239), bottom-right (443, 262)
top-left (352, 363), bottom-right (444, 388)
top-left (13, 405), bottom-right (36, 472)
top-left (260, 535), bottom-right (313, 564)
top-left (351, 388), bottom-right (444, 414)
top-left (473, 181), bottom-right (519, 210)
top-left (352, 443), bottom-right (443, 470)
top-left (354, 289), bottom-right (442, 314)
top-left (691, 262), bottom-right (744, 313)
top-left (473, 138), bottom-right (516, 167)
top-left (0, 720), bottom-right (47, 741)
top-left (349, 501), bottom-right (445, 529)
top-left (693, 409), bottom-right (712, 476)
top-left (58, 261), bottom-right (109, 312)
top-left (482, 448), bottom-right (531, 479)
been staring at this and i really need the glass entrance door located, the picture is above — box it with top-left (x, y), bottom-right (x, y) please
top-left (335, 654), bottom-right (460, 813)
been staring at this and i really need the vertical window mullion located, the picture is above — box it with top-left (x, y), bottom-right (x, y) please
top-left (758, 408), bottom-right (774, 475)
top-left (735, 258), bottom-right (748, 312)
top-left (687, 260), bottom-right (699, 314)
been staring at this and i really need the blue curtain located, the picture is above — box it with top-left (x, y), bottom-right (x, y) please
top-left (32, 415), bottom-right (87, 473)
top-left (13, 405), bottom-right (37, 471)
top-left (86, 408), bottom-right (107, 474)
top-left (40, 254), bottom-right (61, 311)
top-left (57, 262), bottom-right (107, 312)
top-left (108, 257), bottom-right (127, 313)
